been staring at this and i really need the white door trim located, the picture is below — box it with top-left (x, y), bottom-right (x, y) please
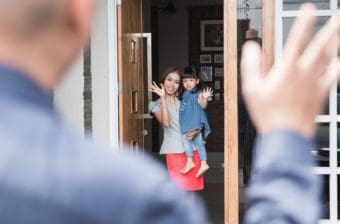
top-left (91, 0), bottom-right (119, 148)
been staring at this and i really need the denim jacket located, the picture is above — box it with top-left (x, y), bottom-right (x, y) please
top-left (179, 88), bottom-right (211, 139)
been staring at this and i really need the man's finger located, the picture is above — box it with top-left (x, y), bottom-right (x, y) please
top-left (320, 57), bottom-right (340, 91)
top-left (283, 3), bottom-right (316, 65)
top-left (241, 41), bottom-right (263, 91)
top-left (299, 16), bottom-right (340, 78)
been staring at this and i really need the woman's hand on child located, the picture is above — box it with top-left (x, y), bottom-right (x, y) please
top-left (186, 129), bottom-right (201, 141)
top-left (149, 81), bottom-right (165, 97)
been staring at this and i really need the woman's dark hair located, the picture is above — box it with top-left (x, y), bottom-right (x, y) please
top-left (182, 66), bottom-right (199, 80)
top-left (159, 67), bottom-right (182, 84)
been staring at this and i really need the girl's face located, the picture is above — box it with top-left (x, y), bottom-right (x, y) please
top-left (163, 72), bottom-right (181, 96)
top-left (182, 77), bottom-right (199, 91)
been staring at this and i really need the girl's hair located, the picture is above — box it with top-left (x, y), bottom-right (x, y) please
top-left (159, 67), bottom-right (182, 84)
top-left (182, 66), bottom-right (199, 80)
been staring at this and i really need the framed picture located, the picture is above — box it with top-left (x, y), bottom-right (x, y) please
top-left (200, 20), bottom-right (223, 51)
top-left (214, 67), bottom-right (224, 77)
top-left (214, 92), bottom-right (221, 101)
top-left (214, 80), bottom-right (221, 90)
top-left (200, 54), bottom-right (212, 64)
top-left (200, 66), bottom-right (213, 81)
top-left (214, 54), bottom-right (224, 63)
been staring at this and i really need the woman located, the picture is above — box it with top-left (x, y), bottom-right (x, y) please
top-left (149, 67), bottom-right (204, 191)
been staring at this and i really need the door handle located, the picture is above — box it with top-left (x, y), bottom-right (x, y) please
top-left (131, 33), bottom-right (152, 103)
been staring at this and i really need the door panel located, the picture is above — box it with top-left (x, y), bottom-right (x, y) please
top-left (118, 0), bottom-right (145, 152)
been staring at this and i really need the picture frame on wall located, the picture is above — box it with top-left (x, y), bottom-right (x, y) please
top-left (214, 80), bottom-right (221, 90)
top-left (200, 54), bottom-right (212, 64)
top-left (200, 66), bottom-right (213, 81)
top-left (214, 92), bottom-right (221, 101)
top-left (214, 67), bottom-right (224, 77)
top-left (200, 20), bottom-right (223, 51)
top-left (214, 54), bottom-right (224, 63)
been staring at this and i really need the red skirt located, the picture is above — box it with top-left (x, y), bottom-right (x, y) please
top-left (166, 151), bottom-right (204, 191)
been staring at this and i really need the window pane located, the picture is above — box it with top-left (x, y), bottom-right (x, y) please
top-left (320, 174), bottom-right (330, 219)
top-left (283, 0), bottom-right (330, 10)
top-left (314, 123), bottom-right (330, 167)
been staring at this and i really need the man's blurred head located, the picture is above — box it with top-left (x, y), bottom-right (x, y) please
top-left (0, 0), bottom-right (94, 90)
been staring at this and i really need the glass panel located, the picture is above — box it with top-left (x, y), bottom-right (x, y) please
top-left (338, 0), bottom-right (340, 9)
top-left (283, 0), bottom-right (330, 10)
top-left (314, 123), bottom-right (330, 167)
top-left (320, 175), bottom-right (330, 219)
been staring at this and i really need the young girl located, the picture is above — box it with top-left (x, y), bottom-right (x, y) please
top-left (179, 66), bottom-right (213, 178)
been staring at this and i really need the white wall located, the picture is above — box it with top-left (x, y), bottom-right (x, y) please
top-left (53, 0), bottom-right (120, 147)
top-left (53, 55), bottom-right (84, 135)
top-left (91, 0), bottom-right (119, 147)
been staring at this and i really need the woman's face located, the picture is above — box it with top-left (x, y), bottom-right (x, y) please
top-left (163, 72), bottom-right (181, 96)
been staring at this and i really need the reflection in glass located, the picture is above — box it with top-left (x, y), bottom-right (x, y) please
top-left (283, 0), bottom-right (330, 10)
top-left (314, 123), bottom-right (330, 167)
top-left (283, 17), bottom-right (330, 45)
top-left (320, 175), bottom-right (330, 219)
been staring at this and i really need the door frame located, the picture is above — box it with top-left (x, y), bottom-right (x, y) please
top-left (223, 0), bottom-right (275, 223)
top-left (91, 0), bottom-right (119, 147)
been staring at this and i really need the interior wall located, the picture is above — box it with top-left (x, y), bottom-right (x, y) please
top-left (148, 0), bottom-right (262, 74)
top-left (150, 0), bottom-right (223, 74)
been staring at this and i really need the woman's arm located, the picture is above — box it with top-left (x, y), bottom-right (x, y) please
top-left (149, 82), bottom-right (170, 127)
top-left (153, 96), bottom-right (170, 127)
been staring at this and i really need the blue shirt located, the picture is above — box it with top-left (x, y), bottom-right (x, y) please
top-left (0, 65), bottom-right (208, 224)
top-left (245, 130), bottom-right (321, 224)
top-left (179, 88), bottom-right (211, 138)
